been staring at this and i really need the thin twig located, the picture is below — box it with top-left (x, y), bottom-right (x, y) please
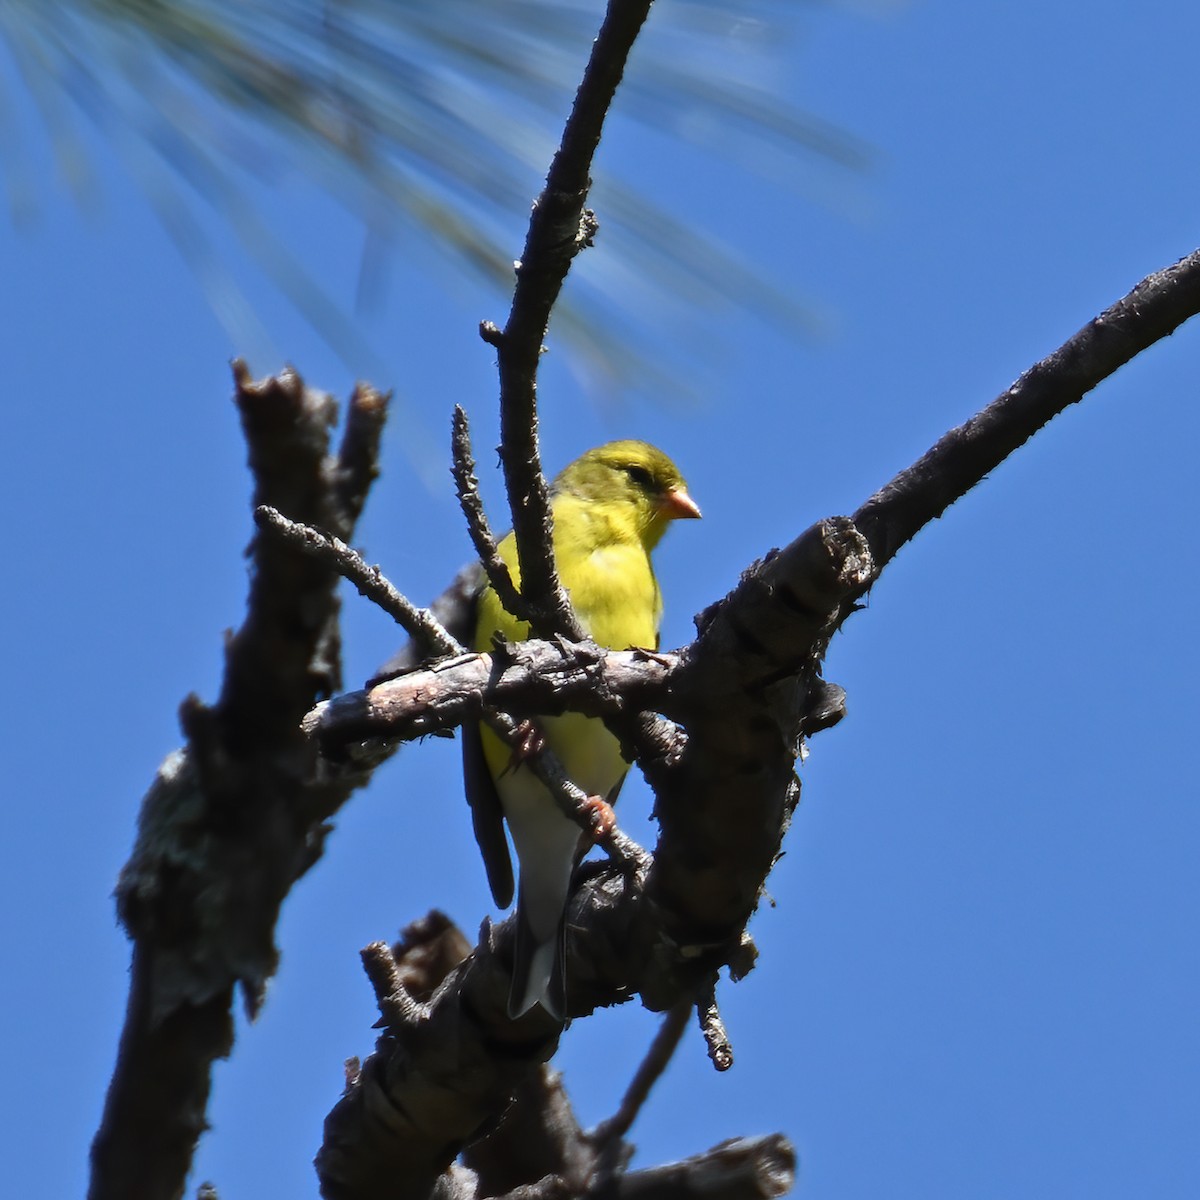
top-left (255, 505), bottom-right (461, 657)
top-left (450, 405), bottom-right (528, 623)
top-left (369, 562), bottom-right (484, 682)
top-left (590, 999), bottom-right (694, 1187)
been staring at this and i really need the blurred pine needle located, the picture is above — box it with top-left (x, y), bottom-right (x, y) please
top-left (0, 0), bottom-right (871, 392)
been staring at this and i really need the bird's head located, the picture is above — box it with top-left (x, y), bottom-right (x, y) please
top-left (553, 440), bottom-right (700, 549)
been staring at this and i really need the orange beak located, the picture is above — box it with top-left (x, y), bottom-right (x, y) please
top-left (660, 486), bottom-right (702, 520)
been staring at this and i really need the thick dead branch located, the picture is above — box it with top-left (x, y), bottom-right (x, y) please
top-left (615, 1135), bottom-right (796, 1200)
top-left (319, 909), bottom-right (774, 1200)
top-left (464, 1067), bottom-right (592, 1198)
top-left (317, 915), bottom-right (565, 1200)
top-left (634, 249), bottom-right (1200, 998)
top-left (634, 519), bottom-right (873, 1005)
top-left (90, 365), bottom-right (388, 1200)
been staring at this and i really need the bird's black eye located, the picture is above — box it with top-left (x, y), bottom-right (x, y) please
top-left (623, 464), bottom-right (655, 489)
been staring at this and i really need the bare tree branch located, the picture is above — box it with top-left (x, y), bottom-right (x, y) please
top-left (89, 3), bottom-right (1200, 1196)
top-left (311, 642), bottom-right (680, 747)
top-left (91, 364), bottom-right (390, 1200)
top-left (464, 1066), bottom-right (593, 1199)
top-left (851, 247), bottom-right (1200, 577)
top-left (316, 913), bottom-right (559, 1200)
top-left (614, 1135), bottom-right (797, 1200)
top-left (82, 6), bottom-right (1200, 1200)
top-left (330, 383), bottom-right (391, 532)
top-left (697, 980), bottom-right (733, 1073)
top-left (590, 999), bottom-right (694, 1185)
top-left (491, 0), bottom-right (654, 638)
top-left (255, 503), bottom-right (461, 656)
top-left (266, 508), bottom-right (652, 870)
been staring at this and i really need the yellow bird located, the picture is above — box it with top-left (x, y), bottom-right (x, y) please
top-left (463, 441), bottom-right (701, 1020)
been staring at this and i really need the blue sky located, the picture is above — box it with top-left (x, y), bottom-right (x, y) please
top-left (4, 2), bottom-right (1199, 1198)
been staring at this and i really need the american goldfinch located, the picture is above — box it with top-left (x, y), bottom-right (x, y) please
top-left (462, 441), bottom-right (700, 1021)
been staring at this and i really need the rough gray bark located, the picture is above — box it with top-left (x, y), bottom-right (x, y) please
top-left (90, 371), bottom-right (389, 1200)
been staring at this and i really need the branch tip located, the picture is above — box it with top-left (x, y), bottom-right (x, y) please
top-left (361, 940), bottom-right (402, 1004)
top-left (698, 982), bottom-right (734, 1073)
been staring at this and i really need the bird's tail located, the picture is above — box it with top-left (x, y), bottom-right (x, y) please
top-left (508, 892), bottom-right (567, 1022)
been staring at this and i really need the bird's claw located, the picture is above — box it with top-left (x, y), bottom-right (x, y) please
top-left (507, 719), bottom-right (546, 769)
top-left (581, 796), bottom-right (617, 841)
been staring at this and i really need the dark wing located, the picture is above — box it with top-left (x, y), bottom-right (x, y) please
top-left (462, 719), bottom-right (515, 908)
